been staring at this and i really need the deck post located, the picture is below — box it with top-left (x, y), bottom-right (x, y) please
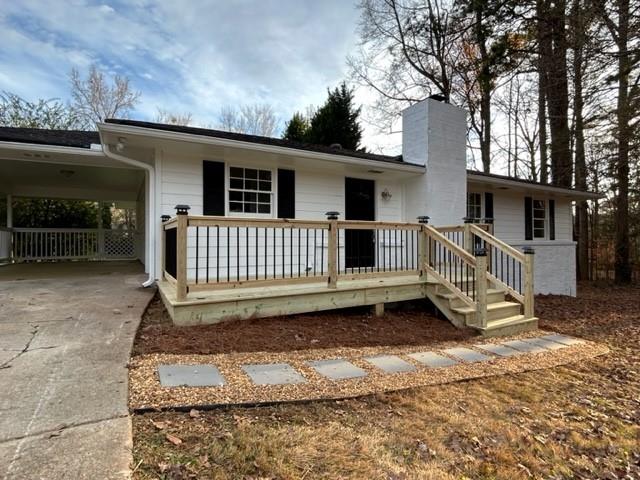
top-left (417, 216), bottom-right (430, 278)
top-left (475, 248), bottom-right (488, 328)
top-left (463, 217), bottom-right (473, 254)
top-left (175, 205), bottom-right (190, 301)
top-left (160, 215), bottom-right (171, 280)
top-left (523, 247), bottom-right (535, 318)
top-left (326, 211), bottom-right (339, 288)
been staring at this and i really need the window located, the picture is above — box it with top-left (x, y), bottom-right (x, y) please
top-left (467, 192), bottom-right (482, 220)
top-left (533, 199), bottom-right (545, 238)
top-left (228, 167), bottom-right (272, 214)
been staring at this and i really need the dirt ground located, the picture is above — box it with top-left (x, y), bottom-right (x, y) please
top-left (131, 284), bottom-right (640, 480)
top-left (133, 297), bottom-right (474, 356)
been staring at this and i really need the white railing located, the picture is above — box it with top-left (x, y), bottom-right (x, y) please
top-left (10, 228), bottom-right (138, 262)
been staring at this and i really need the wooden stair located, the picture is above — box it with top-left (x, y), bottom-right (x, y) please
top-left (426, 281), bottom-right (538, 337)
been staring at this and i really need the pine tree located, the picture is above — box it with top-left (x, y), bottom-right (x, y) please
top-left (282, 112), bottom-right (309, 142)
top-left (306, 82), bottom-right (363, 151)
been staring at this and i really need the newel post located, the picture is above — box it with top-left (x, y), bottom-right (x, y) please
top-left (417, 216), bottom-right (430, 278)
top-left (475, 247), bottom-right (488, 328)
top-left (175, 205), bottom-right (190, 301)
top-left (326, 211), bottom-right (339, 288)
top-left (523, 247), bottom-right (535, 318)
top-left (463, 216), bottom-right (473, 254)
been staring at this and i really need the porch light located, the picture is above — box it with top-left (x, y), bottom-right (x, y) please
top-left (417, 216), bottom-right (430, 224)
top-left (325, 211), bottom-right (340, 220)
top-left (381, 188), bottom-right (392, 201)
top-left (175, 204), bottom-right (191, 215)
top-left (116, 137), bottom-right (127, 152)
top-left (161, 215), bottom-right (171, 222)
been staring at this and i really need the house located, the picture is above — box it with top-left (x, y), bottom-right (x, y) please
top-left (0, 98), bottom-right (598, 335)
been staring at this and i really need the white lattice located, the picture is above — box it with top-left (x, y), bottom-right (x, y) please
top-left (103, 230), bottom-right (136, 258)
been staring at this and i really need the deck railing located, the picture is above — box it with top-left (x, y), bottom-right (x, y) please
top-left (162, 212), bottom-right (534, 323)
top-left (7, 228), bottom-right (138, 262)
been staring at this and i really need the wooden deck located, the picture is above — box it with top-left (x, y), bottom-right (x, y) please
top-left (158, 214), bottom-right (537, 336)
top-left (159, 274), bottom-right (437, 326)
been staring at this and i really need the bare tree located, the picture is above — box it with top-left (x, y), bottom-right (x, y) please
top-left (217, 104), bottom-right (278, 137)
top-left (348, 0), bottom-right (464, 128)
top-left (155, 108), bottom-right (193, 126)
top-left (69, 65), bottom-right (140, 128)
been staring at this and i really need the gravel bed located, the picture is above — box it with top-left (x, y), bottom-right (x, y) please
top-left (129, 332), bottom-right (609, 410)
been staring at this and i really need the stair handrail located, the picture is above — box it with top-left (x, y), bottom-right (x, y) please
top-left (469, 224), bottom-right (534, 318)
top-left (470, 224), bottom-right (525, 262)
top-left (423, 225), bottom-right (478, 309)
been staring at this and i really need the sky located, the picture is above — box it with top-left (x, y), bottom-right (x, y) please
top-left (0, 0), bottom-right (400, 153)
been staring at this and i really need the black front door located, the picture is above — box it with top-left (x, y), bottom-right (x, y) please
top-left (345, 177), bottom-right (375, 269)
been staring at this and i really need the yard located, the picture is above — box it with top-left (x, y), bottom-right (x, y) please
top-left (131, 285), bottom-right (640, 479)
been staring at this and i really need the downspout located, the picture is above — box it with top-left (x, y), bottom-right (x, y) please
top-left (103, 144), bottom-right (156, 287)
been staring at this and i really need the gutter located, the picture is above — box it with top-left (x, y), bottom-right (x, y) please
top-left (102, 144), bottom-right (156, 288)
top-left (98, 122), bottom-right (425, 174)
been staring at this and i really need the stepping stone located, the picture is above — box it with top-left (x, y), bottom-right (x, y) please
top-left (363, 355), bottom-right (416, 374)
top-left (307, 359), bottom-right (367, 380)
top-left (241, 363), bottom-right (306, 385)
top-left (522, 337), bottom-right (568, 351)
top-left (539, 333), bottom-right (584, 346)
top-left (442, 347), bottom-right (491, 363)
top-left (501, 339), bottom-right (548, 354)
top-left (158, 364), bottom-right (225, 387)
top-left (407, 351), bottom-right (458, 368)
top-left (475, 343), bottom-right (522, 357)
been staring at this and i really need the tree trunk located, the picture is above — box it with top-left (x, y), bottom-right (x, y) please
top-left (571, 0), bottom-right (589, 281)
top-left (614, 0), bottom-right (631, 284)
top-left (476, 6), bottom-right (492, 173)
top-left (545, 0), bottom-right (572, 188)
top-left (536, 0), bottom-right (550, 184)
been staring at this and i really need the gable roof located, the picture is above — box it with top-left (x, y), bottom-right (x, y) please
top-left (0, 122), bottom-right (599, 198)
top-left (0, 126), bottom-right (99, 149)
top-left (104, 119), bottom-right (404, 165)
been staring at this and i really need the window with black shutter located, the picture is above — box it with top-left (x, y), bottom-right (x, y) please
top-left (203, 160), bottom-right (225, 216)
top-left (525, 196), bottom-right (533, 240)
top-left (277, 169), bottom-right (295, 218)
top-left (549, 199), bottom-right (555, 240)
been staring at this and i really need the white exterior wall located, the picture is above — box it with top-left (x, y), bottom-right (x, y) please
top-left (158, 150), bottom-right (405, 281)
top-left (468, 186), bottom-right (577, 296)
top-left (402, 99), bottom-right (467, 226)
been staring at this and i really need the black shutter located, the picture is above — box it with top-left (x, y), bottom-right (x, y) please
top-left (203, 160), bottom-right (225, 216)
top-left (549, 199), bottom-right (555, 240)
top-left (524, 196), bottom-right (533, 240)
top-left (277, 169), bottom-right (295, 218)
top-left (484, 192), bottom-right (494, 221)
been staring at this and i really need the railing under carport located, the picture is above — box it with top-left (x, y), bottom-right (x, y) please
top-left (3, 227), bottom-right (139, 262)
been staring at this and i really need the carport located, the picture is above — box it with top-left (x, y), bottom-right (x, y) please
top-left (0, 129), bottom-right (148, 270)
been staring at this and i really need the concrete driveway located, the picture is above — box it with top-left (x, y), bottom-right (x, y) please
top-left (0, 262), bottom-right (154, 480)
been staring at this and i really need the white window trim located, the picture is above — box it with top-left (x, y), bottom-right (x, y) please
top-left (225, 164), bottom-right (277, 218)
top-left (532, 198), bottom-right (547, 240)
top-left (467, 191), bottom-right (483, 220)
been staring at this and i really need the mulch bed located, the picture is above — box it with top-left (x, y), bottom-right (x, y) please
top-left (133, 294), bottom-right (474, 356)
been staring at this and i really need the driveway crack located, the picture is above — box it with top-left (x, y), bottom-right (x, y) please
top-left (0, 325), bottom-right (40, 370)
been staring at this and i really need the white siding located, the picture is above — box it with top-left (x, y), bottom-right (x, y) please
top-left (469, 187), bottom-right (577, 296)
top-left (158, 150), bottom-right (405, 282)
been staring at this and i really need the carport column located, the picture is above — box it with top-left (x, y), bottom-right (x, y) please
top-left (6, 194), bottom-right (12, 228)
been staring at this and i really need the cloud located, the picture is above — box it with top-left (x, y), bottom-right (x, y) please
top-left (0, 0), bottom-right (395, 152)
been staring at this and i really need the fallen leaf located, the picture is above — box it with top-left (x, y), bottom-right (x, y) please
top-left (189, 409), bottom-right (201, 418)
top-left (165, 433), bottom-right (183, 445)
top-left (151, 419), bottom-right (166, 430)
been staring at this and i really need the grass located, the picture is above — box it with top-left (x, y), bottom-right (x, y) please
top-left (131, 284), bottom-right (640, 479)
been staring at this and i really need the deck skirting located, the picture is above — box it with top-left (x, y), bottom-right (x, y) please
top-left (158, 275), bottom-right (432, 326)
